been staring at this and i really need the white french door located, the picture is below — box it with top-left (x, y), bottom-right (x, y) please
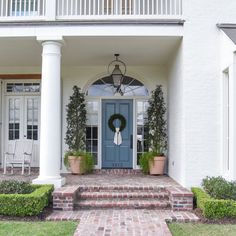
top-left (5, 95), bottom-right (40, 167)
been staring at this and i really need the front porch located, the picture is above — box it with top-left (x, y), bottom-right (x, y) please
top-left (0, 32), bottom-right (184, 187)
top-left (0, 168), bottom-right (194, 212)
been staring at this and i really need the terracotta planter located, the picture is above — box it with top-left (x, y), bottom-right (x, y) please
top-left (68, 156), bottom-right (85, 175)
top-left (149, 156), bottom-right (166, 175)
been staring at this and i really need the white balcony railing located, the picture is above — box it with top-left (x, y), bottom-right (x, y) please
top-left (0, 0), bottom-right (45, 20)
top-left (57, 0), bottom-right (182, 19)
top-left (0, 0), bottom-right (182, 22)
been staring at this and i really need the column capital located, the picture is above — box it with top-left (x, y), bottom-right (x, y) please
top-left (37, 36), bottom-right (64, 44)
top-left (41, 41), bottom-right (63, 56)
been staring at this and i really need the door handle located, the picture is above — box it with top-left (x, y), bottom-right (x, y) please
top-left (130, 135), bottom-right (133, 149)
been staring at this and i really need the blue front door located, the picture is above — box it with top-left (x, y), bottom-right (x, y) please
top-left (102, 100), bottom-right (133, 168)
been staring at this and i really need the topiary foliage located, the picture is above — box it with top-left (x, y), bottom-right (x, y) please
top-left (65, 86), bottom-right (87, 151)
top-left (147, 85), bottom-right (167, 155)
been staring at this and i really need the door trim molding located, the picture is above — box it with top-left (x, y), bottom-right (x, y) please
top-left (0, 74), bottom-right (41, 80)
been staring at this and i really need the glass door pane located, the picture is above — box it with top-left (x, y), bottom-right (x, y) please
top-left (8, 98), bottom-right (21, 140)
top-left (136, 100), bottom-right (149, 165)
top-left (26, 97), bottom-right (39, 140)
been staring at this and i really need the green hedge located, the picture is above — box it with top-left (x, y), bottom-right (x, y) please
top-left (0, 184), bottom-right (54, 216)
top-left (192, 187), bottom-right (236, 219)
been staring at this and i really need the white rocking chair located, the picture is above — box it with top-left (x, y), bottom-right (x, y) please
top-left (4, 140), bottom-right (33, 175)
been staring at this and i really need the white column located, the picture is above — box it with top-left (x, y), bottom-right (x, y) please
top-left (33, 41), bottom-right (65, 188)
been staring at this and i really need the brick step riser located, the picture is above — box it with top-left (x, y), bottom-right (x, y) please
top-left (52, 186), bottom-right (194, 212)
top-left (77, 193), bottom-right (169, 200)
top-left (77, 187), bottom-right (167, 192)
top-left (75, 203), bottom-right (170, 210)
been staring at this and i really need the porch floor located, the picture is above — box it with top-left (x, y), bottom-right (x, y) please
top-left (0, 168), bottom-right (179, 188)
top-left (64, 172), bottom-right (180, 187)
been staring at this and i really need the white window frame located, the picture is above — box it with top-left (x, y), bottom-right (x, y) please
top-left (222, 69), bottom-right (230, 176)
top-left (85, 98), bottom-right (101, 169)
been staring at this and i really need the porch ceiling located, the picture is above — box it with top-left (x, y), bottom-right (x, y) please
top-left (0, 36), bottom-right (181, 67)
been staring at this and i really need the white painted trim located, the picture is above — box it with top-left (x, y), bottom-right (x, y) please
top-left (32, 176), bottom-right (66, 189)
top-left (228, 62), bottom-right (236, 180)
top-left (3, 79), bottom-right (41, 96)
top-left (85, 97), bottom-right (101, 169)
top-left (98, 98), bottom-right (102, 169)
top-left (222, 69), bottom-right (230, 177)
top-left (0, 79), bottom-right (2, 167)
top-left (133, 98), bottom-right (137, 169)
top-left (56, 16), bottom-right (183, 21)
top-left (0, 16), bottom-right (46, 21)
top-left (82, 70), bottom-right (152, 95)
top-left (231, 53), bottom-right (236, 180)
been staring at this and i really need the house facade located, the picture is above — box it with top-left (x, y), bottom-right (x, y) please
top-left (0, 0), bottom-right (236, 188)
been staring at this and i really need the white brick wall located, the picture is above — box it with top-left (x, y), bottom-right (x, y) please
top-left (168, 40), bottom-right (186, 186)
top-left (1, 0), bottom-right (236, 188)
top-left (168, 0), bottom-right (236, 187)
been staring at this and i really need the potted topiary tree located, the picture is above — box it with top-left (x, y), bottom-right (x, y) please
top-left (140, 85), bottom-right (167, 175)
top-left (64, 86), bottom-right (94, 174)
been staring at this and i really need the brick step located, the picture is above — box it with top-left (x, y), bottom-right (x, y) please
top-left (77, 185), bottom-right (166, 192)
top-left (78, 191), bottom-right (169, 200)
top-left (75, 199), bottom-right (171, 209)
top-left (92, 169), bottom-right (143, 175)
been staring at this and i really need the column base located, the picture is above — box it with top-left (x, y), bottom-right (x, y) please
top-left (32, 176), bottom-right (66, 188)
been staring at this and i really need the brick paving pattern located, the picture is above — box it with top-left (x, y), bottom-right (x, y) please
top-left (47, 209), bottom-right (199, 236)
top-left (0, 169), bottom-right (198, 235)
top-left (64, 172), bottom-right (180, 187)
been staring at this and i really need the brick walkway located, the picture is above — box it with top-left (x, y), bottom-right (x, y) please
top-left (0, 169), bottom-right (199, 235)
top-left (47, 209), bottom-right (199, 236)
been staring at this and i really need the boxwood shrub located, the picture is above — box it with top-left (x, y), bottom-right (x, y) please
top-left (202, 176), bottom-right (236, 201)
top-left (0, 180), bottom-right (34, 194)
top-left (0, 184), bottom-right (54, 216)
top-left (192, 187), bottom-right (236, 219)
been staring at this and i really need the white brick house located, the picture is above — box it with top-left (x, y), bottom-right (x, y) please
top-left (0, 0), bottom-right (236, 188)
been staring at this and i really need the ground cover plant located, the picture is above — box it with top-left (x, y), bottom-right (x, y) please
top-left (169, 223), bottom-right (236, 236)
top-left (0, 221), bottom-right (78, 236)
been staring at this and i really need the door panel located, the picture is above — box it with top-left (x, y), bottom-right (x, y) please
top-left (24, 96), bottom-right (40, 167)
top-left (5, 96), bottom-right (40, 167)
top-left (102, 99), bottom-right (133, 168)
top-left (6, 97), bottom-right (23, 155)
